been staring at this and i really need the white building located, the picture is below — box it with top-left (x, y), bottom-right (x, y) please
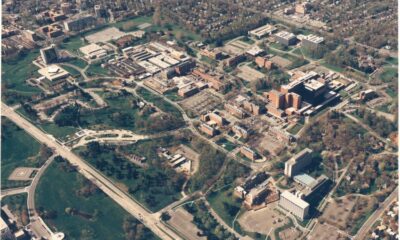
top-left (279, 191), bottom-right (309, 220)
top-left (248, 24), bottom-right (277, 39)
top-left (284, 148), bottom-right (313, 177)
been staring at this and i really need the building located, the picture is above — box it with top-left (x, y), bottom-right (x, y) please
top-left (284, 148), bottom-right (313, 177)
top-left (232, 125), bottom-right (250, 139)
top-left (240, 146), bottom-right (257, 161)
top-left (201, 111), bottom-right (226, 127)
top-left (255, 56), bottom-right (274, 70)
top-left (40, 45), bottom-right (59, 65)
top-left (200, 48), bottom-right (224, 60)
top-left (302, 34), bottom-right (324, 48)
top-left (175, 60), bottom-right (196, 75)
top-left (40, 24), bottom-right (64, 38)
top-left (38, 65), bottom-right (69, 82)
top-left (200, 123), bottom-right (217, 137)
top-left (268, 90), bottom-right (285, 109)
top-left (192, 69), bottom-right (228, 91)
top-left (79, 43), bottom-right (108, 60)
top-left (244, 181), bottom-right (280, 208)
top-left (359, 89), bottom-right (377, 101)
top-left (178, 84), bottom-right (199, 97)
top-left (225, 103), bottom-right (246, 119)
top-left (275, 31), bottom-right (297, 46)
top-left (61, 2), bottom-right (72, 14)
top-left (64, 14), bottom-right (96, 32)
top-left (0, 217), bottom-right (12, 240)
top-left (22, 30), bottom-right (40, 42)
top-left (248, 24), bottom-right (277, 39)
top-left (224, 54), bottom-right (246, 67)
top-left (243, 100), bottom-right (262, 115)
top-left (295, 2), bottom-right (311, 15)
top-left (295, 174), bottom-right (329, 200)
top-left (279, 191), bottom-right (309, 220)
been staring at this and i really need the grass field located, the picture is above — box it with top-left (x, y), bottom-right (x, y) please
top-left (320, 61), bottom-right (345, 73)
top-left (287, 123), bottom-right (303, 135)
top-left (62, 65), bottom-right (81, 77)
top-left (35, 159), bottom-right (158, 240)
top-left (68, 58), bottom-right (88, 69)
top-left (60, 36), bottom-right (86, 55)
top-left (207, 186), bottom-right (242, 227)
top-left (384, 57), bottom-right (398, 66)
top-left (1, 117), bottom-right (42, 189)
top-left (86, 63), bottom-right (109, 77)
top-left (379, 67), bottom-right (398, 83)
top-left (137, 87), bottom-right (183, 119)
top-left (2, 50), bottom-right (42, 104)
top-left (216, 138), bottom-right (237, 151)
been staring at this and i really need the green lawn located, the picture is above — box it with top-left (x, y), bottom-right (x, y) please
top-left (2, 50), bottom-right (42, 105)
top-left (384, 57), bottom-right (398, 66)
top-left (60, 36), bottom-right (86, 55)
top-left (287, 123), bottom-right (303, 135)
top-left (86, 63), bottom-right (109, 77)
top-left (207, 186), bottom-right (242, 227)
top-left (68, 58), bottom-right (88, 68)
top-left (269, 42), bottom-right (292, 51)
top-left (137, 87), bottom-right (183, 119)
top-left (62, 65), bottom-right (81, 77)
top-left (35, 159), bottom-right (158, 240)
top-left (320, 61), bottom-right (345, 73)
top-left (1, 117), bottom-right (43, 189)
top-left (379, 67), bottom-right (398, 83)
top-left (216, 138), bottom-right (237, 151)
top-left (292, 48), bottom-right (303, 56)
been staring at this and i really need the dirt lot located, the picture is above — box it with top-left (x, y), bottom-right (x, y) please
top-left (248, 132), bottom-right (285, 156)
top-left (85, 27), bottom-right (127, 43)
top-left (180, 90), bottom-right (222, 117)
top-left (168, 208), bottom-right (206, 240)
top-left (238, 203), bottom-right (289, 235)
top-left (320, 195), bottom-right (376, 232)
top-left (278, 227), bottom-right (302, 240)
top-left (307, 223), bottom-right (346, 240)
top-left (237, 65), bottom-right (265, 82)
top-left (271, 56), bottom-right (292, 68)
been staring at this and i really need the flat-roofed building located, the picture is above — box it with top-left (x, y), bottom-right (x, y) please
top-left (248, 24), bottom-right (277, 39)
top-left (302, 34), bottom-right (324, 48)
top-left (0, 217), bottom-right (12, 240)
top-left (80, 43), bottom-right (107, 60)
top-left (267, 89), bottom-right (285, 109)
top-left (284, 148), bottom-right (313, 177)
top-left (275, 31), bottom-right (297, 46)
top-left (38, 65), bottom-right (69, 81)
top-left (232, 125), bottom-right (250, 139)
top-left (200, 123), bottom-right (217, 137)
top-left (225, 103), bottom-right (246, 119)
top-left (279, 191), bottom-right (309, 220)
top-left (178, 84), bottom-right (199, 98)
top-left (64, 14), bottom-right (96, 32)
top-left (240, 146), bottom-right (257, 161)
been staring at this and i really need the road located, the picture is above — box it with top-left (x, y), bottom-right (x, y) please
top-left (1, 102), bottom-right (182, 240)
top-left (354, 187), bottom-right (398, 240)
top-left (27, 154), bottom-right (57, 219)
top-left (0, 187), bottom-right (28, 199)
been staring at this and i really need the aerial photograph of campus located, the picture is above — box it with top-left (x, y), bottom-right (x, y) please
top-left (0, 0), bottom-right (398, 240)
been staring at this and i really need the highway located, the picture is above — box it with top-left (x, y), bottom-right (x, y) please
top-left (354, 187), bottom-right (398, 240)
top-left (1, 102), bottom-right (182, 240)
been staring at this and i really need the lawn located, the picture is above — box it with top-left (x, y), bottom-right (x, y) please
top-left (1, 117), bottom-right (43, 189)
top-left (216, 137), bottom-right (237, 151)
top-left (379, 67), bottom-right (398, 83)
top-left (384, 56), bottom-right (398, 66)
top-left (62, 65), bottom-right (81, 77)
top-left (59, 36), bottom-right (86, 55)
top-left (207, 186), bottom-right (242, 227)
top-left (269, 42), bottom-right (292, 51)
top-left (68, 58), bottom-right (88, 69)
top-left (74, 143), bottom-right (185, 212)
top-left (2, 50), bottom-right (42, 105)
top-left (320, 61), bottom-right (345, 73)
top-left (287, 123), bottom-right (303, 135)
top-left (86, 63), bottom-right (110, 77)
top-left (35, 159), bottom-right (158, 240)
top-left (136, 87), bottom-right (183, 119)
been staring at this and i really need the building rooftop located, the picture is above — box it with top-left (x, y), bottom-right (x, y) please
top-left (281, 191), bottom-right (309, 209)
top-left (304, 79), bottom-right (325, 91)
top-left (294, 173), bottom-right (316, 187)
top-left (275, 31), bottom-right (296, 40)
top-left (303, 34), bottom-right (324, 44)
top-left (249, 24), bottom-right (277, 37)
top-left (38, 65), bottom-right (69, 81)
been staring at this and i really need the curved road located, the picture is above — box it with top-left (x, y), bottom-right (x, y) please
top-left (1, 102), bottom-right (182, 240)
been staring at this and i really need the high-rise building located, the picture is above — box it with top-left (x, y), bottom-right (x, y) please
top-left (40, 45), bottom-right (58, 65)
top-left (268, 90), bottom-right (285, 109)
top-left (279, 191), bottom-right (309, 220)
top-left (284, 148), bottom-right (313, 177)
